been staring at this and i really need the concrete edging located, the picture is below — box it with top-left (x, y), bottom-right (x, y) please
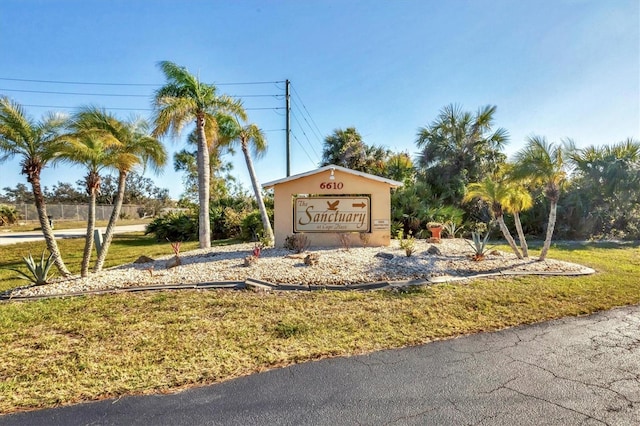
top-left (0, 267), bottom-right (597, 303)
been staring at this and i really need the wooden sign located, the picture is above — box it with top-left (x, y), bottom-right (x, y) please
top-left (294, 196), bottom-right (370, 232)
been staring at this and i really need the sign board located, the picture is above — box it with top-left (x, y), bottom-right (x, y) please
top-left (372, 219), bottom-right (389, 230)
top-left (294, 196), bottom-right (370, 233)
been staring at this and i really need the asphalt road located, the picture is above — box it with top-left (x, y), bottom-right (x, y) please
top-left (1, 305), bottom-right (639, 425)
top-left (0, 224), bottom-right (146, 246)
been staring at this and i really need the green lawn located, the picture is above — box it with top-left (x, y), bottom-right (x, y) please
top-left (0, 237), bottom-right (638, 413)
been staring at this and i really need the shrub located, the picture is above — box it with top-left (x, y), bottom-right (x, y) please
top-left (0, 204), bottom-right (19, 226)
top-left (145, 212), bottom-right (198, 242)
top-left (397, 230), bottom-right (415, 257)
top-left (241, 210), bottom-right (264, 241)
top-left (284, 233), bottom-right (310, 253)
top-left (337, 233), bottom-right (352, 251)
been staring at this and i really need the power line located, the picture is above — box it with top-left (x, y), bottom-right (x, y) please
top-left (290, 84), bottom-right (325, 143)
top-left (290, 99), bottom-right (322, 158)
top-left (0, 76), bottom-right (285, 87)
top-left (291, 110), bottom-right (321, 161)
top-left (22, 104), bottom-right (284, 112)
top-left (0, 87), bottom-right (284, 99)
top-left (291, 133), bottom-right (317, 165)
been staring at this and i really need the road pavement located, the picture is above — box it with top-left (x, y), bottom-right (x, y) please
top-left (1, 304), bottom-right (638, 425)
top-left (0, 224), bottom-right (146, 246)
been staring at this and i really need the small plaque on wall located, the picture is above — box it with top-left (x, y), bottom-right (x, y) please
top-left (372, 219), bottom-right (389, 230)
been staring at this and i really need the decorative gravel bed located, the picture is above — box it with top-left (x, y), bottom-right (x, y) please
top-left (4, 239), bottom-right (594, 298)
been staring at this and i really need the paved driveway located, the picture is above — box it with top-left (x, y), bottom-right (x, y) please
top-left (1, 305), bottom-right (639, 425)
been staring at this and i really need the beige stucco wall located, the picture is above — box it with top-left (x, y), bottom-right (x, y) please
top-left (271, 169), bottom-right (395, 247)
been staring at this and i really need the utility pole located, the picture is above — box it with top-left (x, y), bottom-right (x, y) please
top-left (285, 79), bottom-right (291, 177)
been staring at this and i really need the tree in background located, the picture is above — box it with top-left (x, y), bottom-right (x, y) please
top-left (45, 182), bottom-right (85, 203)
top-left (1, 183), bottom-right (35, 204)
top-left (320, 127), bottom-right (390, 174)
top-left (153, 61), bottom-right (246, 248)
top-left (173, 130), bottom-right (238, 206)
top-left (218, 114), bottom-right (274, 244)
top-left (73, 107), bottom-right (168, 272)
top-left (97, 172), bottom-right (170, 211)
top-left (383, 152), bottom-right (415, 184)
top-left (567, 138), bottom-right (640, 238)
top-left (0, 96), bottom-right (71, 276)
top-left (416, 104), bottom-right (508, 206)
top-left (513, 136), bottom-right (569, 261)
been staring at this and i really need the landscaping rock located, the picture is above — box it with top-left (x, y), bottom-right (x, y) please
top-left (133, 255), bottom-right (155, 264)
top-left (165, 256), bottom-right (181, 269)
top-left (244, 255), bottom-right (258, 267)
top-left (426, 245), bottom-right (442, 256)
top-left (375, 252), bottom-right (394, 260)
top-left (304, 253), bottom-right (320, 266)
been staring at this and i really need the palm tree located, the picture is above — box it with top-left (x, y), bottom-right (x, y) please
top-left (416, 104), bottom-right (508, 205)
top-left (513, 136), bottom-right (568, 261)
top-left (0, 96), bottom-right (72, 276)
top-left (73, 108), bottom-right (167, 272)
top-left (463, 178), bottom-right (523, 259)
top-left (152, 61), bottom-right (246, 248)
top-left (320, 127), bottom-right (390, 173)
top-left (218, 115), bottom-right (274, 244)
top-left (501, 183), bottom-right (533, 258)
top-left (62, 111), bottom-right (120, 277)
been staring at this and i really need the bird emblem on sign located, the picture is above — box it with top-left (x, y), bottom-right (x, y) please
top-left (327, 200), bottom-right (340, 210)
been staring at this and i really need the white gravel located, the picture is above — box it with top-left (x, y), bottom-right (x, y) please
top-left (5, 239), bottom-right (594, 298)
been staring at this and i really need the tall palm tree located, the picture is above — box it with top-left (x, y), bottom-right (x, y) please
top-left (416, 104), bottom-right (508, 205)
top-left (152, 61), bottom-right (246, 248)
top-left (501, 183), bottom-right (533, 258)
top-left (0, 96), bottom-right (72, 276)
top-left (513, 136), bottom-right (568, 261)
top-left (61, 112), bottom-right (120, 277)
top-left (463, 178), bottom-right (523, 259)
top-left (74, 107), bottom-right (167, 272)
top-left (218, 115), bottom-right (274, 244)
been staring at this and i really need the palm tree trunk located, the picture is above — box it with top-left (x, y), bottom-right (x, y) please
top-left (30, 174), bottom-right (72, 277)
top-left (81, 191), bottom-right (97, 277)
top-left (241, 141), bottom-right (274, 244)
top-left (513, 212), bottom-right (529, 258)
top-left (196, 115), bottom-right (211, 248)
top-left (539, 200), bottom-right (557, 261)
top-left (94, 171), bottom-right (126, 272)
top-left (497, 215), bottom-right (523, 259)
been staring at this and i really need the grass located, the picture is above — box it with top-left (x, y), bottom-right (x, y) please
top-left (0, 238), bottom-right (639, 413)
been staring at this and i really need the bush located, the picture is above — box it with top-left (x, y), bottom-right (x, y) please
top-left (145, 212), bottom-right (198, 242)
top-left (284, 234), bottom-right (310, 253)
top-left (0, 204), bottom-right (19, 226)
top-left (241, 210), bottom-right (264, 241)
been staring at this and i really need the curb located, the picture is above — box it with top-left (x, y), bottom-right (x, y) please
top-left (0, 268), bottom-right (597, 303)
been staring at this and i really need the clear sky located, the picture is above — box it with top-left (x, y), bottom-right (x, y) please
top-left (1, 0), bottom-right (638, 199)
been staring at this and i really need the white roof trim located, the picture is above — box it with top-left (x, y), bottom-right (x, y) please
top-left (262, 164), bottom-right (404, 189)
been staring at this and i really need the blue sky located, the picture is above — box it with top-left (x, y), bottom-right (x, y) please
top-left (1, 0), bottom-right (638, 199)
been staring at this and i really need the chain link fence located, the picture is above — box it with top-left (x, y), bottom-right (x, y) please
top-left (13, 203), bottom-right (143, 222)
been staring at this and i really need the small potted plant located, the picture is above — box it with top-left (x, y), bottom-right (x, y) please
top-left (427, 221), bottom-right (443, 242)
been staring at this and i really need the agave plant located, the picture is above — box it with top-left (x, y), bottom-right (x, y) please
top-left (11, 250), bottom-right (56, 285)
top-left (443, 220), bottom-right (464, 238)
top-left (465, 231), bottom-right (492, 261)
